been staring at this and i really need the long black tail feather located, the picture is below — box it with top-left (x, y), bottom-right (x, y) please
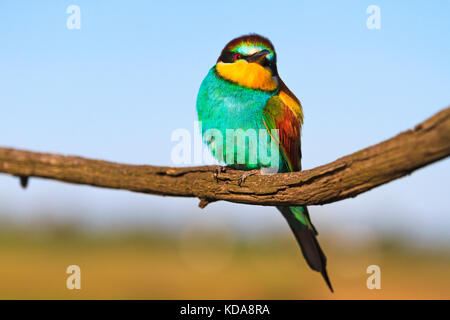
top-left (278, 206), bottom-right (334, 292)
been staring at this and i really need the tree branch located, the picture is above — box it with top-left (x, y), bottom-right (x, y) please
top-left (1, 107), bottom-right (449, 207)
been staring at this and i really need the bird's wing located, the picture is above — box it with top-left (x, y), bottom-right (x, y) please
top-left (262, 85), bottom-right (303, 172)
top-left (278, 78), bottom-right (304, 123)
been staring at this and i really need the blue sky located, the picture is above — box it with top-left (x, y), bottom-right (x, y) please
top-left (0, 1), bottom-right (449, 244)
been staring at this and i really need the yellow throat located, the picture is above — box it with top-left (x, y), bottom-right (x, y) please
top-left (215, 60), bottom-right (278, 91)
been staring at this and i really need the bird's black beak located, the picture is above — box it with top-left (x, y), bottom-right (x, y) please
top-left (245, 49), bottom-right (270, 64)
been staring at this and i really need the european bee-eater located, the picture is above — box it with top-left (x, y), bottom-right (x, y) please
top-left (196, 34), bottom-right (333, 292)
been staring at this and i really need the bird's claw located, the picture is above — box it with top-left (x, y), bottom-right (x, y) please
top-left (214, 166), bottom-right (226, 182)
top-left (237, 170), bottom-right (258, 186)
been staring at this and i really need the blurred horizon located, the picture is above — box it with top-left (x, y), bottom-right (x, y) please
top-left (0, 219), bottom-right (448, 299)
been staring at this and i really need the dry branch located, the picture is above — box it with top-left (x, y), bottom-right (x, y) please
top-left (1, 107), bottom-right (449, 207)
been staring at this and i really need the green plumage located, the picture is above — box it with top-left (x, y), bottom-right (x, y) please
top-left (197, 67), bottom-right (284, 170)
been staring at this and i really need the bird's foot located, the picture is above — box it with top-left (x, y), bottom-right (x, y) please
top-left (214, 166), bottom-right (227, 182)
top-left (237, 170), bottom-right (259, 186)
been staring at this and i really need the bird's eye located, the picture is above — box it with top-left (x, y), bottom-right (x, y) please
top-left (234, 53), bottom-right (242, 61)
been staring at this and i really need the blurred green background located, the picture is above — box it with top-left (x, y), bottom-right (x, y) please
top-left (0, 214), bottom-right (448, 299)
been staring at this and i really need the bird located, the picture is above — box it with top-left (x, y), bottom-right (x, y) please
top-left (196, 34), bottom-right (333, 292)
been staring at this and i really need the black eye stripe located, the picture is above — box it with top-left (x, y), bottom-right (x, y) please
top-left (217, 47), bottom-right (278, 75)
top-left (219, 50), bottom-right (275, 71)
top-left (219, 51), bottom-right (240, 63)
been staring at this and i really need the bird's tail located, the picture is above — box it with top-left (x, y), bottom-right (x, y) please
top-left (277, 206), bottom-right (333, 292)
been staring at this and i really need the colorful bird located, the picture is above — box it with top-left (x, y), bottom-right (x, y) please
top-left (196, 34), bottom-right (333, 292)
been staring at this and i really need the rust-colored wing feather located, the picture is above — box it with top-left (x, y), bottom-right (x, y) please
top-left (262, 82), bottom-right (303, 172)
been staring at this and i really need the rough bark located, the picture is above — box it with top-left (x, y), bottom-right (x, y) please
top-left (0, 107), bottom-right (449, 207)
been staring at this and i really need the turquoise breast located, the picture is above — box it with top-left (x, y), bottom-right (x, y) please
top-left (196, 67), bottom-right (280, 170)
